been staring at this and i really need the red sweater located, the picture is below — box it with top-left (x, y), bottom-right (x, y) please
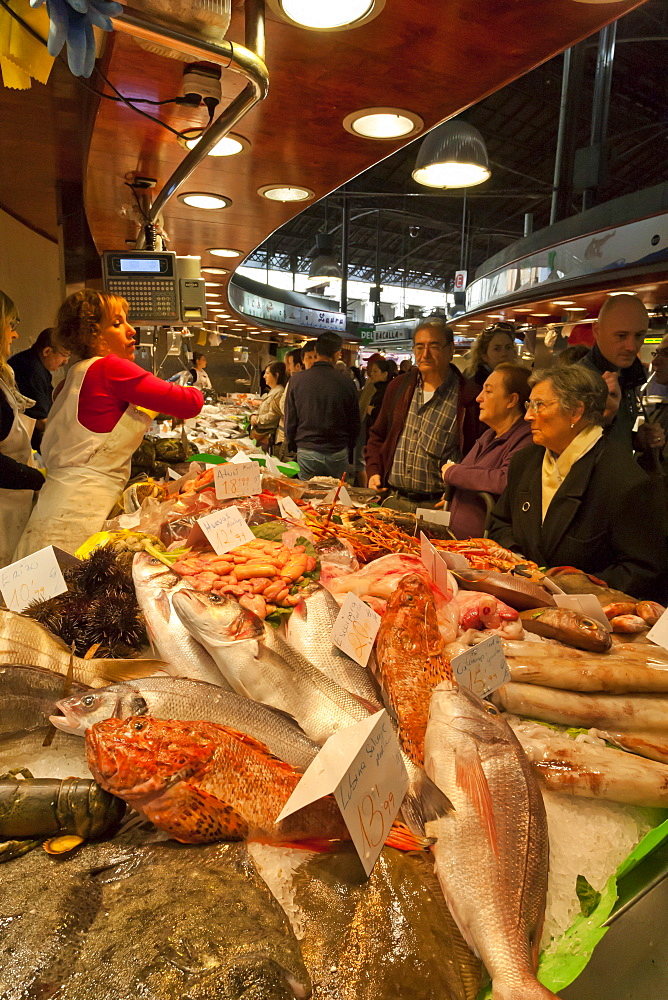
top-left (77, 356), bottom-right (203, 433)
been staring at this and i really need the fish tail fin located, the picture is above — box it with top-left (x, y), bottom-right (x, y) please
top-left (493, 977), bottom-right (560, 1000)
top-left (95, 657), bottom-right (167, 683)
top-left (401, 765), bottom-right (453, 837)
top-left (455, 744), bottom-right (498, 858)
top-left (385, 819), bottom-right (434, 852)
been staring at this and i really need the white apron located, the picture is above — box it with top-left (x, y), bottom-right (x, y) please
top-left (0, 378), bottom-right (36, 567)
top-left (192, 369), bottom-right (212, 390)
top-left (14, 358), bottom-right (152, 558)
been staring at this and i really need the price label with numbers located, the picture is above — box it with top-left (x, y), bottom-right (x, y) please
top-left (0, 546), bottom-right (68, 613)
top-left (330, 593), bottom-right (381, 668)
top-left (197, 505), bottom-right (255, 555)
top-left (451, 634), bottom-right (510, 699)
top-left (278, 495), bottom-right (304, 521)
top-left (214, 460), bottom-right (262, 501)
top-left (276, 710), bottom-right (408, 876)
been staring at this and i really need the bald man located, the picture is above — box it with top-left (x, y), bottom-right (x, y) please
top-left (581, 294), bottom-right (649, 449)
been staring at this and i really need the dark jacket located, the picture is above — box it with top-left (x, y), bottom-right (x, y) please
top-left (488, 438), bottom-right (667, 600)
top-left (445, 417), bottom-right (532, 539)
top-left (580, 344), bottom-right (647, 449)
top-left (285, 361), bottom-right (360, 454)
top-left (8, 346), bottom-right (53, 421)
top-left (365, 366), bottom-right (479, 485)
top-left (365, 379), bottom-right (393, 440)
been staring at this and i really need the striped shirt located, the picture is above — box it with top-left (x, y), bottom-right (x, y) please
top-left (389, 370), bottom-right (460, 492)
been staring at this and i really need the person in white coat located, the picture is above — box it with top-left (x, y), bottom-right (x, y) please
top-left (188, 352), bottom-right (212, 390)
top-left (15, 290), bottom-right (203, 559)
top-left (0, 292), bottom-right (45, 566)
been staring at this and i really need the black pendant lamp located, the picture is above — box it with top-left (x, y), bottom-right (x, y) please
top-left (412, 120), bottom-right (491, 189)
top-left (308, 232), bottom-right (342, 284)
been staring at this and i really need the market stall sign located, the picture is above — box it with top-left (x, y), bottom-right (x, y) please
top-left (553, 593), bottom-right (612, 631)
top-left (214, 461), bottom-right (262, 501)
top-left (451, 634), bottom-right (510, 699)
top-left (420, 532), bottom-right (451, 594)
top-left (278, 495), bottom-right (304, 520)
top-left (276, 709), bottom-right (408, 876)
top-left (331, 593), bottom-right (381, 667)
top-left (0, 546), bottom-right (68, 613)
top-left (324, 484), bottom-right (352, 506)
top-left (197, 506), bottom-right (255, 554)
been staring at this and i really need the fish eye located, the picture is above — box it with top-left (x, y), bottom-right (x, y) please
top-left (485, 703), bottom-right (499, 715)
top-left (82, 695), bottom-right (96, 707)
top-left (132, 720), bottom-right (147, 731)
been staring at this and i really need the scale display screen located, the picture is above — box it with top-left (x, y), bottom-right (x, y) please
top-left (120, 258), bottom-right (162, 273)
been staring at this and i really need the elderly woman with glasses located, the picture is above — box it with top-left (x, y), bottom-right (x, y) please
top-left (489, 364), bottom-right (666, 599)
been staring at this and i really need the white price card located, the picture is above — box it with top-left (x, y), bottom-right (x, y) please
top-left (451, 634), bottom-right (510, 699)
top-left (229, 450), bottom-right (253, 464)
top-left (420, 532), bottom-right (451, 595)
top-left (416, 507), bottom-right (451, 527)
top-left (197, 505), bottom-right (255, 555)
top-left (214, 460), bottom-right (262, 501)
top-left (278, 495), bottom-right (304, 521)
top-left (276, 710), bottom-right (409, 876)
top-left (331, 593), bottom-right (381, 667)
top-left (323, 484), bottom-right (352, 506)
top-left (265, 454), bottom-right (281, 476)
top-left (553, 594), bottom-right (612, 631)
top-left (0, 546), bottom-right (68, 613)
top-left (647, 608), bottom-right (668, 652)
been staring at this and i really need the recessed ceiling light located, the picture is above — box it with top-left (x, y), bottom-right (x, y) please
top-left (566, 306), bottom-right (587, 311)
top-left (182, 133), bottom-right (248, 157)
top-left (258, 184), bottom-right (314, 202)
top-left (202, 266), bottom-right (229, 275)
top-left (204, 281), bottom-right (225, 288)
top-left (514, 308), bottom-right (533, 313)
top-left (532, 313), bottom-right (551, 317)
top-left (552, 300), bottom-right (576, 306)
top-left (178, 192), bottom-right (231, 210)
top-left (208, 248), bottom-right (242, 258)
top-left (268, 0), bottom-right (384, 30)
top-left (343, 107), bottom-right (423, 140)
top-left (469, 320), bottom-right (484, 324)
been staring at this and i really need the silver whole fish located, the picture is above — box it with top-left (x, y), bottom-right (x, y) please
top-left (425, 682), bottom-right (558, 1000)
top-left (132, 551), bottom-right (231, 689)
top-left (172, 590), bottom-right (370, 745)
top-left (50, 676), bottom-right (320, 771)
top-left (286, 586), bottom-right (383, 708)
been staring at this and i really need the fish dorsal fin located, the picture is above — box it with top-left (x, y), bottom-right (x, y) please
top-left (215, 727), bottom-right (297, 775)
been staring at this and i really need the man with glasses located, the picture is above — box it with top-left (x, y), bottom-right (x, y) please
top-left (580, 294), bottom-right (650, 449)
top-left (365, 317), bottom-right (478, 511)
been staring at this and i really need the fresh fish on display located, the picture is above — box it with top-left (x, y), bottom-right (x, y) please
top-left (286, 585), bottom-right (383, 708)
top-left (455, 591), bottom-right (521, 636)
top-left (452, 569), bottom-right (556, 611)
top-left (494, 682), bottom-right (668, 733)
top-left (602, 601), bottom-right (637, 619)
top-left (503, 639), bottom-right (668, 669)
top-left (507, 654), bottom-right (668, 693)
top-left (52, 675), bottom-right (320, 771)
top-left (132, 551), bottom-right (232, 688)
top-left (519, 607), bottom-right (612, 652)
top-left (507, 716), bottom-right (668, 808)
top-left (0, 665), bottom-right (89, 735)
top-left (636, 600), bottom-right (665, 626)
top-left (0, 775), bottom-right (126, 840)
top-left (251, 844), bottom-right (482, 1000)
top-left (608, 614), bottom-right (647, 634)
top-left (424, 683), bottom-right (558, 1000)
top-left (172, 590), bottom-right (371, 745)
top-left (591, 729), bottom-right (668, 765)
top-left (328, 553), bottom-right (438, 601)
top-left (86, 716), bottom-right (419, 852)
top-left (0, 609), bottom-right (165, 687)
top-left (374, 573), bottom-right (454, 829)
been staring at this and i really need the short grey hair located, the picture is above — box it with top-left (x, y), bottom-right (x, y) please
top-left (529, 365), bottom-right (607, 426)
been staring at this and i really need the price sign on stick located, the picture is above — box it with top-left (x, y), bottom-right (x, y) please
top-left (0, 546), bottom-right (68, 613)
top-left (331, 593), bottom-right (381, 667)
top-left (214, 461), bottom-right (262, 501)
top-left (278, 495), bottom-right (304, 521)
top-left (197, 506), bottom-right (255, 555)
top-left (276, 710), bottom-right (409, 876)
top-left (451, 635), bottom-right (510, 699)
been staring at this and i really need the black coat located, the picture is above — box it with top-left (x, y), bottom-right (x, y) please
top-left (488, 438), bottom-right (667, 600)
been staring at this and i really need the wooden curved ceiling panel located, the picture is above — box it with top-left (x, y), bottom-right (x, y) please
top-left (85, 0), bottom-right (644, 289)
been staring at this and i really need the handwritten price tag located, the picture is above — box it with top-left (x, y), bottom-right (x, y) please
top-left (553, 593), bottom-right (612, 631)
top-left (278, 495), bottom-right (304, 521)
top-left (276, 710), bottom-right (408, 876)
top-left (0, 546), bottom-right (68, 613)
top-left (197, 505), bottom-right (255, 555)
top-left (214, 460), bottom-right (262, 501)
top-left (451, 634), bottom-right (510, 699)
top-left (331, 593), bottom-right (381, 667)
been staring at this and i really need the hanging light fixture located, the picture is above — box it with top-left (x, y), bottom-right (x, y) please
top-left (307, 232), bottom-right (342, 284)
top-left (412, 121), bottom-right (491, 189)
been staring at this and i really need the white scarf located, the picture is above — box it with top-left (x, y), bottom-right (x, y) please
top-left (541, 425), bottom-right (603, 521)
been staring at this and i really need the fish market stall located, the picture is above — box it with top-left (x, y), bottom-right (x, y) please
top-left (1, 469), bottom-right (668, 999)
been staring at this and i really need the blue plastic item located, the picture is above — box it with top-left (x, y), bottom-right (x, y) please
top-left (30, 0), bottom-right (121, 77)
